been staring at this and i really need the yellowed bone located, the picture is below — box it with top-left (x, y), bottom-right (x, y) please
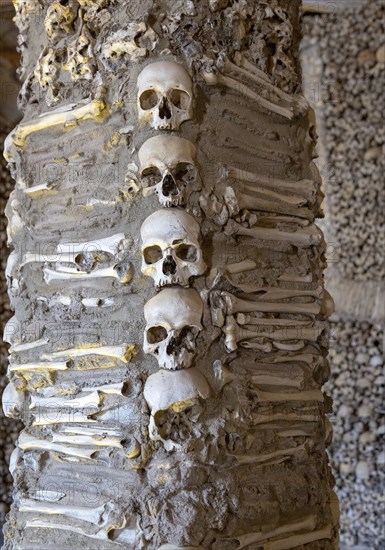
top-left (11, 100), bottom-right (109, 148)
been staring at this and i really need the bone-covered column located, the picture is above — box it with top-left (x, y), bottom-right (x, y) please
top-left (3, 1), bottom-right (338, 549)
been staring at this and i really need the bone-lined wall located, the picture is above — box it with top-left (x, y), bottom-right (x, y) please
top-left (2, 1), bottom-right (338, 548)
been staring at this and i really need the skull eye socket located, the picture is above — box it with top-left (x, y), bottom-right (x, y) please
top-left (141, 166), bottom-right (162, 188)
top-left (139, 89), bottom-right (159, 110)
top-left (143, 245), bottom-right (163, 264)
top-left (178, 325), bottom-right (199, 341)
top-left (175, 244), bottom-right (198, 262)
top-left (174, 162), bottom-right (196, 184)
top-left (147, 325), bottom-right (168, 344)
top-left (169, 89), bottom-right (190, 110)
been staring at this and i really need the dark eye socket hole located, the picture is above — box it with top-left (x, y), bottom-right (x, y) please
top-left (169, 89), bottom-right (190, 110)
top-left (175, 244), bottom-right (197, 262)
top-left (141, 166), bottom-right (162, 187)
top-left (143, 245), bottom-right (163, 264)
top-left (179, 326), bottom-right (195, 340)
top-left (174, 162), bottom-right (195, 183)
top-left (139, 89), bottom-right (159, 110)
top-left (147, 326), bottom-right (168, 344)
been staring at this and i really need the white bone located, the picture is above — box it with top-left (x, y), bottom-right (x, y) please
top-left (20, 499), bottom-right (108, 526)
top-left (217, 514), bottom-right (316, 549)
top-left (235, 189), bottom-right (313, 220)
top-left (9, 338), bottom-right (49, 353)
top-left (2, 382), bottom-right (23, 418)
top-left (59, 426), bottom-right (123, 437)
top-left (144, 368), bottom-right (212, 443)
top-left (139, 135), bottom-right (198, 207)
top-left (226, 284), bottom-right (322, 300)
top-left (82, 297), bottom-right (114, 308)
top-left (24, 519), bottom-right (129, 543)
top-left (51, 433), bottom-right (123, 448)
top-left (141, 209), bottom-right (206, 288)
top-left (278, 273), bottom-right (313, 283)
top-left (263, 525), bottom-right (333, 550)
top-left (227, 219), bottom-right (323, 247)
top-left (137, 61), bottom-right (193, 130)
top-left (232, 52), bottom-right (273, 83)
top-left (224, 315), bottom-right (324, 352)
top-left (18, 432), bottom-right (98, 459)
top-left (44, 265), bottom-right (130, 284)
top-left (273, 341), bottom-right (306, 351)
top-left (58, 233), bottom-right (126, 256)
top-left (225, 260), bottom-right (257, 274)
top-left (31, 490), bottom-right (66, 503)
top-left (44, 2), bottom-right (76, 40)
top-left (232, 443), bottom-right (307, 466)
top-left (9, 361), bottom-right (68, 372)
top-left (202, 69), bottom-right (293, 119)
top-left (32, 412), bottom-right (97, 426)
top-left (144, 287), bottom-right (203, 369)
top-left (250, 373), bottom-right (304, 390)
top-left (29, 391), bottom-right (101, 411)
top-left (81, 382), bottom-right (127, 395)
top-left (222, 292), bottom-right (321, 316)
top-left (225, 56), bottom-right (308, 114)
top-left (10, 100), bottom-right (108, 148)
top-left (24, 183), bottom-right (57, 198)
top-left (101, 23), bottom-right (157, 64)
top-left (226, 165), bottom-right (316, 202)
top-left (9, 447), bottom-right (21, 478)
top-left (42, 344), bottom-right (134, 363)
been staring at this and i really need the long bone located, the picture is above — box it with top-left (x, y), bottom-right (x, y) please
top-left (226, 219), bottom-right (323, 247)
top-left (264, 525), bottom-right (333, 550)
top-left (18, 432), bottom-right (98, 459)
top-left (252, 389), bottom-right (324, 403)
top-left (235, 189), bottom-right (314, 221)
top-left (19, 499), bottom-right (111, 526)
top-left (32, 412), bottom-right (97, 426)
top-left (222, 292), bottom-right (321, 316)
top-left (42, 344), bottom-right (135, 363)
top-left (224, 284), bottom-right (323, 300)
top-left (226, 165), bottom-right (317, 202)
top-left (24, 519), bottom-right (133, 544)
top-left (5, 100), bottom-right (108, 153)
top-left (51, 433), bottom-right (123, 448)
top-left (224, 315), bottom-right (324, 352)
top-left (231, 442), bottom-right (307, 466)
top-left (201, 70), bottom-right (294, 119)
top-left (9, 361), bottom-right (68, 372)
top-left (216, 514), bottom-right (317, 549)
top-left (29, 390), bottom-right (101, 411)
top-left (43, 265), bottom-right (131, 284)
top-left (225, 56), bottom-right (309, 114)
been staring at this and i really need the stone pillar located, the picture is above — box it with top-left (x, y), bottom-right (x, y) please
top-left (2, 1), bottom-right (338, 548)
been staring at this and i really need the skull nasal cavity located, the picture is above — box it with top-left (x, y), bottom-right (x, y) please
top-left (162, 174), bottom-right (178, 196)
top-left (159, 97), bottom-right (172, 119)
top-left (163, 255), bottom-right (177, 275)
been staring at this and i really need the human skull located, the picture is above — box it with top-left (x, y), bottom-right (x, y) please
top-left (137, 61), bottom-right (193, 130)
top-left (139, 136), bottom-right (198, 207)
top-left (141, 209), bottom-right (206, 288)
top-left (143, 287), bottom-right (203, 370)
top-left (144, 368), bottom-right (211, 446)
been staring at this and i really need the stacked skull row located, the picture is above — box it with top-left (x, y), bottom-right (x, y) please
top-left (137, 61), bottom-right (209, 445)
